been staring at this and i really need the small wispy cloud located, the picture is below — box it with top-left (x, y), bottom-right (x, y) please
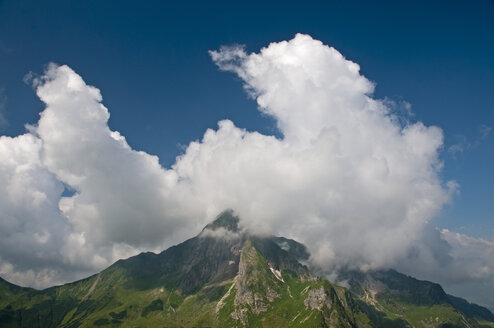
top-left (448, 124), bottom-right (492, 158)
top-left (448, 135), bottom-right (470, 157)
top-left (479, 124), bottom-right (492, 140)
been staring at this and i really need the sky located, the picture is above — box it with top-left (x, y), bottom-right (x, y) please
top-left (0, 0), bottom-right (493, 309)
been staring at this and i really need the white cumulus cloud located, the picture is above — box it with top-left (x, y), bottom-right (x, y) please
top-left (196, 34), bottom-right (452, 272)
top-left (0, 64), bottom-right (209, 287)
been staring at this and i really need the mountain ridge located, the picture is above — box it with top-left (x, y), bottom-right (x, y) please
top-left (1, 210), bottom-right (493, 327)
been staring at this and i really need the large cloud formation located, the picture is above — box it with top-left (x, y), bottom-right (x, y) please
top-left (1, 34), bottom-right (493, 308)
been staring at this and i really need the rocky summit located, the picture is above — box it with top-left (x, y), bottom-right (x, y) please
top-left (1, 210), bottom-right (494, 327)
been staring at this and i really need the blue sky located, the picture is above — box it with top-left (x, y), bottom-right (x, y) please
top-left (1, 0), bottom-right (494, 307)
top-left (1, 0), bottom-right (492, 238)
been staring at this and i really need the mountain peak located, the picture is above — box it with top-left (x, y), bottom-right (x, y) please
top-left (204, 209), bottom-right (239, 232)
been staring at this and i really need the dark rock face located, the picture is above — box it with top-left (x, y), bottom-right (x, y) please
top-left (114, 210), bottom-right (310, 295)
top-left (115, 230), bottom-right (242, 293)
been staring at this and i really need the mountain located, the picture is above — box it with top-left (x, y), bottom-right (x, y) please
top-left (339, 269), bottom-right (494, 327)
top-left (1, 210), bottom-right (494, 327)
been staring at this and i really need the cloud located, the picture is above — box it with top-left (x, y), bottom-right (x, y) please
top-left (479, 124), bottom-right (492, 140)
top-left (201, 34), bottom-right (452, 273)
top-left (430, 230), bottom-right (494, 309)
top-left (0, 133), bottom-right (69, 285)
top-left (200, 227), bottom-right (240, 241)
top-left (33, 64), bottom-right (201, 248)
top-left (0, 133), bottom-right (104, 287)
top-left (448, 124), bottom-right (492, 158)
top-left (448, 135), bottom-right (470, 156)
top-left (0, 64), bottom-right (209, 287)
top-left (0, 34), bottom-right (493, 310)
top-left (441, 230), bottom-right (494, 281)
top-left (391, 225), bottom-right (494, 282)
